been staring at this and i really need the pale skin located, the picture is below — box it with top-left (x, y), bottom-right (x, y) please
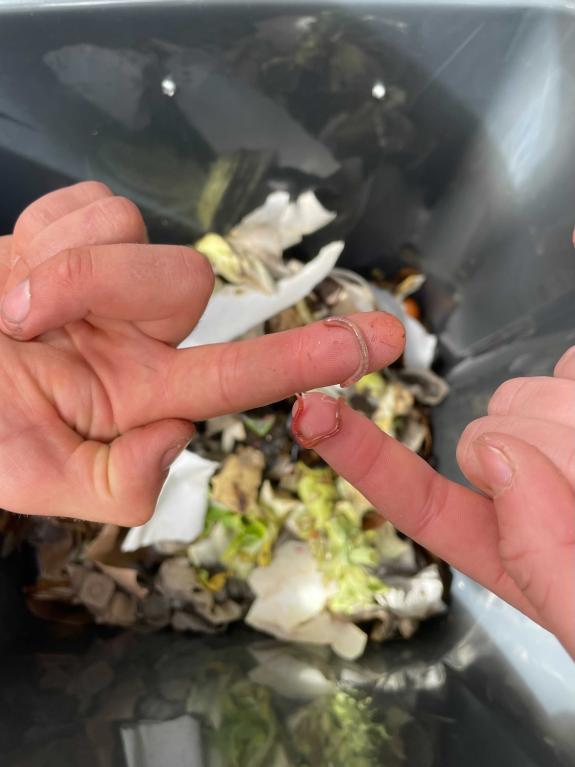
top-left (1, 183), bottom-right (573, 659)
top-left (0, 182), bottom-right (404, 525)
top-left (292, 342), bottom-right (575, 659)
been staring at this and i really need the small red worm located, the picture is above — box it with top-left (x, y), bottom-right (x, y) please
top-left (291, 393), bottom-right (344, 449)
top-left (323, 315), bottom-right (370, 387)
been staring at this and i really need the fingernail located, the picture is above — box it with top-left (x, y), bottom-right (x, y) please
top-left (291, 392), bottom-right (343, 448)
top-left (473, 435), bottom-right (515, 495)
top-left (2, 279), bottom-right (30, 326)
top-left (161, 441), bottom-right (188, 473)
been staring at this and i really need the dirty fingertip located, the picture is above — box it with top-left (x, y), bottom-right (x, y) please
top-left (291, 392), bottom-right (343, 448)
top-left (369, 311), bottom-right (406, 352)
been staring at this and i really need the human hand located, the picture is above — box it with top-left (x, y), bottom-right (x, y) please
top-left (0, 182), bottom-right (405, 525)
top-left (291, 353), bottom-right (575, 657)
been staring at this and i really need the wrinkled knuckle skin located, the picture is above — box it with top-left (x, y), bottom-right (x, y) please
top-left (498, 538), bottom-right (542, 605)
top-left (411, 473), bottom-right (450, 539)
top-left (349, 436), bottom-right (386, 488)
top-left (14, 182), bottom-right (114, 246)
top-left (216, 345), bottom-right (241, 411)
top-left (13, 206), bottom-right (50, 247)
top-left (57, 247), bottom-right (95, 289)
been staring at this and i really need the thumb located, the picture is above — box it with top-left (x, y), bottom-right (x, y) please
top-left (62, 419), bottom-right (195, 527)
top-left (473, 433), bottom-right (575, 656)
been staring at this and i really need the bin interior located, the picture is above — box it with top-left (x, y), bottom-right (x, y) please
top-left (0, 2), bottom-right (574, 765)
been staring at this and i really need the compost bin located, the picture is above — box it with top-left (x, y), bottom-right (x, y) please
top-left (0, 1), bottom-right (574, 765)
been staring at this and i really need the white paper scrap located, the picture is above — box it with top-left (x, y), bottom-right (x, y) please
top-left (232, 189), bottom-right (336, 251)
top-left (372, 286), bottom-right (437, 369)
top-left (122, 451), bottom-right (219, 553)
top-left (179, 241), bottom-right (343, 349)
top-left (121, 715), bottom-right (203, 767)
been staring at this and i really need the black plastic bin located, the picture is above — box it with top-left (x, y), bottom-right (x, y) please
top-left (0, 2), bottom-right (574, 765)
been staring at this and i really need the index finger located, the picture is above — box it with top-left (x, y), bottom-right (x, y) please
top-left (291, 392), bottom-right (539, 621)
top-left (0, 236), bottom-right (12, 291)
top-left (12, 181), bottom-right (113, 256)
top-left (6, 182), bottom-right (121, 295)
top-left (154, 311), bottom-right (405, 422)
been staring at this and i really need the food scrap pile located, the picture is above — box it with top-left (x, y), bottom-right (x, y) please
top-left (0, 192), bottom-right (450, 659)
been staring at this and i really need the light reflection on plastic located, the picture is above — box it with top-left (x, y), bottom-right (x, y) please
top-left (453, 573), bottom-right (575, 717)
top-left (161, 76), bottom-right (176, 97)
top-left (486, 26), bottom-right (559, 190)
top-left (423, 665), bottom-right (446, 689)
top-left (295, 16), bottom-right (316, 32)
top-left (372, 80), bottom-right (386, 100)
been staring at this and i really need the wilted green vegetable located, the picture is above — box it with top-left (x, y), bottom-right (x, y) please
top-left (242, 414), bottom-right (276, 438)
top-left (290, 464), bottom-right (400, 616)
top-left (200, 504), bottom-right (281, 579)
top-left (289, 690), bottom-right (392, 767)
top-left (215, 681), bottom-right (278, 767)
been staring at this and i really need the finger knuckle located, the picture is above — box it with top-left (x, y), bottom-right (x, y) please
top-left (215, 345), bottom-right (241, 410)
top-left (487, 378), bottom-right (544, 415)
top-left (350, 433), bottom-right (387, 487)
top-left (106, 196), bottom-right (146, 238)
top-left (14, 202), bottom-right (53, 247)
top-left (410, 472), bottom-right (450, 539)
top-left (499, 541), bottom-right (536, 594)
top-left (14, 182), bottom-right (114, 248)
top-left (487, 378), bottom-right (524, 415)
top-left (74, 180), bottom-right (113, 199)
top-left (57, 246), bottom-right (95, 289)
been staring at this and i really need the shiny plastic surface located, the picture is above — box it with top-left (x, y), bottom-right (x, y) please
top-left (0, 2), bottom-right (574, 765)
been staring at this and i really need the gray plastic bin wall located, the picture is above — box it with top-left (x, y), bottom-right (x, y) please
top-left (0, 2), bottom-right (574, 765)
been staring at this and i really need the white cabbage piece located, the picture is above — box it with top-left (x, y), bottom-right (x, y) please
top-left (246, 541), bottom-right (367, 660)
top-left (247, 541), bottom-right (328, 633)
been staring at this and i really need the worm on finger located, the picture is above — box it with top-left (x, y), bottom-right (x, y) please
top-left (323, 316), bottom-right (370, 387)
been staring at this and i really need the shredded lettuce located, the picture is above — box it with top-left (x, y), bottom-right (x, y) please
top-left (214, 680), bottom-right (278, 767)
top-left (289, 690), bottom-right (392, 767)
top-left (291, 465), bottom-right (390, 616)
top-left (201, 504), bottom-right (280, 579)
top-left (242, 414), bottom-right (276, 437)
